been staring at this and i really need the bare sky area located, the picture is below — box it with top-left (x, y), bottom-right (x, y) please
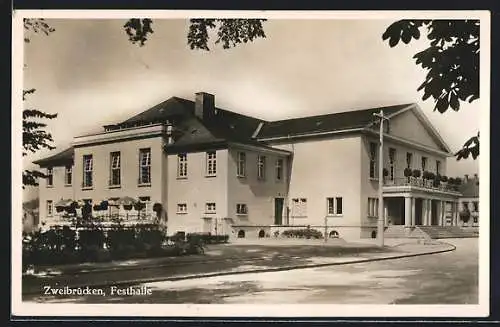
top-left (21, 18), bottom-right (481, 200)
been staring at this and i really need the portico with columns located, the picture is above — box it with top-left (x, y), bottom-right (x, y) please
top-left (383, 185), bottom-right (462, 227)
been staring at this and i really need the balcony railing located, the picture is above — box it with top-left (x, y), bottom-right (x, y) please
top-left (383, 177), bottom-right (461, 193)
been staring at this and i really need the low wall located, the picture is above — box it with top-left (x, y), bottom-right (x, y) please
top-left (230, 225), bottom-right (379, 241)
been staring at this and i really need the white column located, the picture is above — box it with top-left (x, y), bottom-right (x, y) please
top-left (454, 201), bottom-right (460, 226)
top-left (437, 201), bottom-right (443, 226)
top-left (384, 202), bottom-right (389, 226)
top-left (422, 199), bottom-right (427, 225)
top-left (404, 196), bottom-right (411, 227)
top-left (441, 201), bottom-right (446, 226)
top-left (424, 199), bottom-right (431, 226)
top-left (411, 197), bottom-right (416, 226)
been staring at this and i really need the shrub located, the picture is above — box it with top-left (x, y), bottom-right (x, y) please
top-left (404, 168), bottom-right (412, 177)
top-left (412, 169), bottom-right (421, 178)
top-left (78, 228), bottom-right (105, 253)
top-left (186, 232), bottom-right (229, 244)
top-left (281, 228), bottom-right (323, 239)
top-left (136, 224), bottom-right (164, 251)
top-left (107, 226), bottom-right (136, 255)
top-left (441, 175), bottom-right (448, 182)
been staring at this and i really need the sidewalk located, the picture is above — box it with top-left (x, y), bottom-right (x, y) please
top-left (22, 239), bottom-right (455, 297)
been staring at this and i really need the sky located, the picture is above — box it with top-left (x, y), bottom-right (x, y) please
top-left (21, 17), bottom-right (481, 200)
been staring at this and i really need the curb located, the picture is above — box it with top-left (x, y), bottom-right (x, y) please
top-left (23, 242), bottom-right (455, 296)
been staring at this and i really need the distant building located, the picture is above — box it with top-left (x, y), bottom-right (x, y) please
top-left (458, 174), bottom-right (480, 227)
top-left (34, 92), bottom-right (468, 240)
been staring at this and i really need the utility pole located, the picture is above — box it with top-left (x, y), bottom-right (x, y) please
top-left (373, 110), bottom-right (390, 247)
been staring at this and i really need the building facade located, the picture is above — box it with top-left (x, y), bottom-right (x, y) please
top-left (34, 92), bottom-right (472, 240)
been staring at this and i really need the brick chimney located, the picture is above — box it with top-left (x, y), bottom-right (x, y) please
top-left (195, 92), bottom-right (215, 121)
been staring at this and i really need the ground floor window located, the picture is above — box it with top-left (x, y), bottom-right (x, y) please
top-left (236, 203), bottom-right (248, 215)
top-left (327, 197), bottom-right (343, 215)
top-left (368, 198), bottom-right (379, 217)
top-left (237, 230), bottom-right (245, 238)
top-left (46, 200), bottom-right (53, 216)
top-left (177, 203), bottom-right (188, 214)
top-left (205, 202), bottom-right (216, 214)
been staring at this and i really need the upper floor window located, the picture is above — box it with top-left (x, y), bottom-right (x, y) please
top-left (64, 166), bottom-right (72, 186)
top-left (275, 158), bottom-right (284, 181)
top-left (421, 156), bottom-right (428, 172)
top-left (389, 148), bottom-right (396, 181)
top-left (369, 142), bottom-right (377, 178)
top-left (436, 160), bottom-right (441, 175)
top-left (206, 151), bottom-right (217, 176)
top-left (46, 167), bottom-right (53, 187)
top-left (177, 153), bottom-right (187, 178)
top-left (406, 152), bottom-right (413, 169)
top-left (110, 151), bottom-right (121, 186)
top-left (82, 155), bottom-right (93, 188)
top-left (139, 148), bottom-right (151, 184)
top-left (327, 197), bottom-right (343, 215)
top-left (237, 152), bottom-right (246, 177)
top-left (257, 155), bottom-right (266, 180)
top-left (46, 200), bottom-right (53, 216)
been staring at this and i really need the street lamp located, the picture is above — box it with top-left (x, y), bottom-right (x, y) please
top-left (373, 110), bottom-right (390, 247)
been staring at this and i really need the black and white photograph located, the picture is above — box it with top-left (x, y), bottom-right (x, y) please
top-left (12, 10), bottom-right (490, 317)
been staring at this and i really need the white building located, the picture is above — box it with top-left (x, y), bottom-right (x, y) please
top-left (34, 92), bottom-right (467, 240)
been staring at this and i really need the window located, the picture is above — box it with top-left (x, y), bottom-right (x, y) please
top-left (369, 142), bottom-right (377, 178)
top-left (275, 158), bottom-right (284, 181)
top-left (205, 202), bottom-right (216, 214)
top-left (46, 167), bottom-right (53, 187)
top-left (139, 148), bottom-right (151, 184)
top-left (368, 198), bottom-right (379, 217)
top-left (257, 155), bottom-right (266, 180)
top-left (206, 151), bottom-right (217, 176)
top-left (463, 202), bottom-right (469, 211)
top-left (237, 152), bottom-right (246, 177)
top-left (473, 201), bottom-right (479, 212)
top-left (291, 198), bottom-right (307, 217)
top-left (421, 156), bottom-right (428, 172)
top-left (389, 148), bottom-right (396, 181)
top-left (64, 166), bottom-right (72, 185)
top-left (406, 152), bottom-right (413, 169)
top-left (177, 153), bottom-right (187, 178)
top-left (46, 200), bottom-right (53, 216)
top-left (436, 160), bottom-right (441, 175)
top-left (327, 197), bottom-right (343, 215)
top-left (177, 203), bottom-right (188, 214)
top-left (236, 203), bottom-right (248, 215)
top-left (83, 155), bottom-right (93, 188)
top-left (110, 151), bottom-right (121, 186)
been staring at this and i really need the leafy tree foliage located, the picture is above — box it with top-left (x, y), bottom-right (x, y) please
top-left (382, 20), bottom-right (480, 160)
top-left (23, 19), bottom-right (57, 188)
top-left (123, 18), bottom-right (267, 50)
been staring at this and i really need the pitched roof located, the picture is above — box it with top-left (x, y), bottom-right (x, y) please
top-left (119, 97), bottom-right (194, 126)
top-left (33, 147), bottom-right (74, 167)
top-left (256, 104), bottom-right (412, 140)
top-left (459, 178), bottom-right (479, 198)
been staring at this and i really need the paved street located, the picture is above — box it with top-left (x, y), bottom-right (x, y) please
top-left (24, 238), bottom-right (478, 304)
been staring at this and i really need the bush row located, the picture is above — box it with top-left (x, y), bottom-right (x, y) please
top-left (280, 228), bottom-right (323, 239)
top-left (185, 233), bottom-right (229, 244)
top-left (24, 224), bottom-right (171, 267)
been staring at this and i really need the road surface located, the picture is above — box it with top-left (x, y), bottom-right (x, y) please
top-left (25, 238), bottom-right (478, 304)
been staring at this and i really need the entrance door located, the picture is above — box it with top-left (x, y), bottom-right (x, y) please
top-left (274, 198), bottom-right (284, 225)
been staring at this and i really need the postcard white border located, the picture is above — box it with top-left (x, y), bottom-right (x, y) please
top-left (12, 9), bottom-right (491, 318)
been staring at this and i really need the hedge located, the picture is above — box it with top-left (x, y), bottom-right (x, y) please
top-left (281, 228), bottom-right (323, 239)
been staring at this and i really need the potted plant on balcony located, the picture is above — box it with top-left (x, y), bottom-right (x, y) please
top-left (134, 201), bottom-right (146, 220)
top-left (412, 169), bottom-right (421, 178)
top-left (433, 174), bottom-right (441, 188)
top-left (441, 175), bottom-right (448, 183)
top-left (383, 168), bottom-right (389, 182)
top-left (404, 168), bottom-right (412, 183)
